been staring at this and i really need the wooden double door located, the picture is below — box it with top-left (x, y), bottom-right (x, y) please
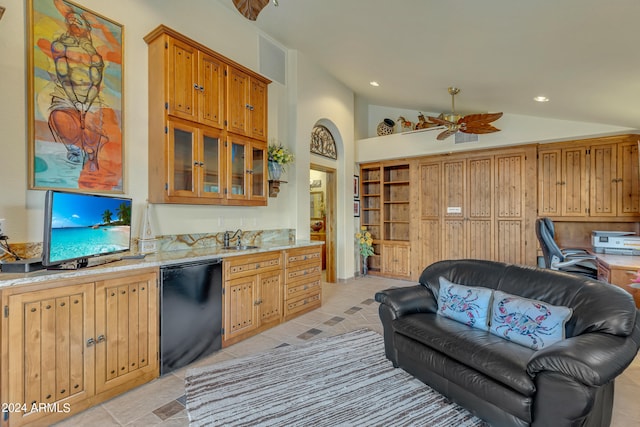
top-left (2, 270), bottom-right (158, 426)
top-left (418, 146), bottom-right (537, 271)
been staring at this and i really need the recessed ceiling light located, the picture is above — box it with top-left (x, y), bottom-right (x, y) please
top-left (534, 96), bottom-right (549, 102)
top-left (369, 81), bottom-right (380, 87)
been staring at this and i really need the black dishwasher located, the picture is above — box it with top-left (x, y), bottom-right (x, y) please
top-left (160, 258), bottom-right (222, 375)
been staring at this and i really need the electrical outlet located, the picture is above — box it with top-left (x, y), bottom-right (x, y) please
top-left (0, 218), bottom-right (5, 237)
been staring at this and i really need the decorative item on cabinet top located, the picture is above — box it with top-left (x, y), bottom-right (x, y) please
top-left (376, 118), bottom-right (395, 136)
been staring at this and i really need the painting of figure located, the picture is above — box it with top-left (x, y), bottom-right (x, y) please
top-left (28, 0), bottom-right (124, 192)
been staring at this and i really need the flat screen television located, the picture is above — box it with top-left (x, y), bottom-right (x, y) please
top-left (42, 190), bottom-right (132, 268)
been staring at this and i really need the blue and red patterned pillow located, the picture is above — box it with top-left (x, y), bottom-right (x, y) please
top-left (489, 290), bottom-right (572, 350)
top-left (437, 277), bottom-right (493, 331)
top-left (436, 278), bottom-right (573, 350)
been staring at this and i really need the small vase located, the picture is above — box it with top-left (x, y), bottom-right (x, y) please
top-left (362, 256), bottom-right (368, 276)
top-left (268, 161), bottom-right (283, 181)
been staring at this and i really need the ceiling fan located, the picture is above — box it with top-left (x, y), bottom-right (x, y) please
top-left (232, 0), bottom-right (278, 21)
top-left (426, 87), bottom-right (503, 141)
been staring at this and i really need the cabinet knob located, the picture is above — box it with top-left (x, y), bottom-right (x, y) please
top-left (193, 83), bottom-right (199, 89)
top-left (97, 334), bottom-right (106, 343)
top-left (86, 338), bottom-right (95, 347)
top-left (199, 85), bottom-right (204, 91)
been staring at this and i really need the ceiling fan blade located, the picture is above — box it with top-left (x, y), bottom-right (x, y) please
top-left (436, 128), bottom-right (458, 140)
top-left (460, 123), bottom-right (501, 134)
top-left (427, 116), bottom-right (454, 127)
top-left (459, 112), bottom-right (503, 125)
top-left (233, 0), bottom-right (270, 20)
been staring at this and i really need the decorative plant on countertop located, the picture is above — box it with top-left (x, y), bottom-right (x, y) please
top-left (267, 139), bottom-right (295, 181)
top-left (355, 226), bottom-right (374, 275)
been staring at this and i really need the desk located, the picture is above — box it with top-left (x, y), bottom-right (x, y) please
top-left (595, 253), bottom-right (640, 308)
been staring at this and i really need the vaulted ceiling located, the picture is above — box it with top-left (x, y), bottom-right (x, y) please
top-left (221, 0), bottom-right (640, 130)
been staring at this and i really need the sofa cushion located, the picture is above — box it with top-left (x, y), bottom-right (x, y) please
top-left (393, 313), bottom-right (536, 396)
top-left (437, 277), bottom-right (492, 331)
top-left (490, 290), bottom-right (572, 350)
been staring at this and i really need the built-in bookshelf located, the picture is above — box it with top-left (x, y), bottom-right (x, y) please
top-left (383, 164), bottom-right (410, 241)
top-left (360, 165), bottom-right (382, 273)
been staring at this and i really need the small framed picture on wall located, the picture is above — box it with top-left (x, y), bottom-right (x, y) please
top-left (354, 199), bottom-right (361, 217)
top-left (354, 175), bottom-right (360, 199)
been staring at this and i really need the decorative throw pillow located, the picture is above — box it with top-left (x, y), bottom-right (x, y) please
top-left (437, 277), bottom-right (493, 331)
top-left (490, 290), bottom-right (572, 350)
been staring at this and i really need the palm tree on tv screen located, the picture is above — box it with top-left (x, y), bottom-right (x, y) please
top-left (116, 202), bottom-right (131, 225)
top-left (102, 209), bottom-right (113, 225)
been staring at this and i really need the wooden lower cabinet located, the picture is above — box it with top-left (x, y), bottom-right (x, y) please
top-left (1, 269), bottom-right (158, 427)
top-left (222, 251), bottom-right (284, 347)
top-left (381, 242), bottom-right (411, 279)
top-left (221, 246), bottom-right (323, 346)
top-left (284, 247), bottom-right (322, 320)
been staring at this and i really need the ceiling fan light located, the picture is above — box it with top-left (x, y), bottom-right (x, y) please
top-left (440, 112), bottom-right (462, 123)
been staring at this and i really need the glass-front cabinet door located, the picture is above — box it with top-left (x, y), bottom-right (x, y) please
top-left (200, 128), bottom-right (224, 199)
top-left (226, 136), bottom-right (267, 203)
top-left (167, 120), bottom-right (197, 198)
top-left (227, 138), bottom-right (248, 200)
top-left (251, 141), bottom-right (267, 201)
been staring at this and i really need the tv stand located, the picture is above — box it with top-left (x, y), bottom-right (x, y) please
top-left (47, 257), bottom-right (119, 270)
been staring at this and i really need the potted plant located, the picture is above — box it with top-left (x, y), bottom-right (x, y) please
top-left (267, 140), bottom-right (294, 181)
top-left (355, 226), bottom-right (374, 275)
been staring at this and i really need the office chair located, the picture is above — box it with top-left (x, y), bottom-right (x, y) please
top-left (535, 217), bottom-right (598, 279)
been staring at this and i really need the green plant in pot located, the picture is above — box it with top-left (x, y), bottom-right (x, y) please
top-left (267, 140), bottom-right (294, 181)
top-left (356, 226), bottom-right (374, 275)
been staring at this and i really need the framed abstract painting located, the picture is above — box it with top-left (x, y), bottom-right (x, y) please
top-left (28, 0), bottom-right (124, 192)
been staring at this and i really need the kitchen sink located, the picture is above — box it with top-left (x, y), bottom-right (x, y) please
top-left (222, 245), bottom-right (259, 250)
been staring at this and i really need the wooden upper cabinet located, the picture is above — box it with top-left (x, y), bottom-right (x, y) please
top-left (227, 66), bottom-right (268, 141)
top-left (562, 146), bottom-right (588, 216)
top-left (145, 25), bottom-right (270, 205)
top-left (590, 143), bottom-right (617, 216)
top-left (167, 37), bottom-right (198, 122)
top-left (538, 145), bottom-right (588, 217)
top-left (199, 53), bottom-right (225, 128)
top-left (617, 141), bottom-right (640, 216)
top-left (538, 136), bottom-right (640, 219)
top-left (538, 149), bottom-right (562, 216)
top-left (167, 38), bottom-right (224, 129)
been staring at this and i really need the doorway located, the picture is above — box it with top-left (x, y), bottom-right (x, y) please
top-left (310, 164), bottom-right (336, 283)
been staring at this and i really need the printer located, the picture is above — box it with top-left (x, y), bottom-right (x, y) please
top-left (592, 231), bottom-right (640, 255)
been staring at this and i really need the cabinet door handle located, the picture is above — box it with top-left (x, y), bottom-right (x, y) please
top-left (199, 85), bottom-right (204, 92)
top-left (86, 338), bottom-right (95, 347)
top-left (246, 103), bottom-right (251, 109)
top-left (193, 83), bottom-right (199, 89)
top-left (97, 334), bottom-right (106, 343)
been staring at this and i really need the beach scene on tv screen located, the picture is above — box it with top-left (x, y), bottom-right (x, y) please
top-left (49, 193), bottom-right (131, 263)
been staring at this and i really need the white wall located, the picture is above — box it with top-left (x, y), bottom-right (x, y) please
top-left (292, 51), bottom-right (356, 279)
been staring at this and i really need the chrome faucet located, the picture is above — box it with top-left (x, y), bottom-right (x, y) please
top-left (223, 229), bottom-right (243, 248)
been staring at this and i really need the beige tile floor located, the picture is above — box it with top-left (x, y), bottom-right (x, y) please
top-left (55, 275), bottom-right (640, 426)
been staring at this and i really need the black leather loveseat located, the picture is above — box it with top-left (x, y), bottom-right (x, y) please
top-left (375, 259), bottom-right (640, 427)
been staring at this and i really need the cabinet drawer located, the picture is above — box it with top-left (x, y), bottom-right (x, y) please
top-left (285, 247), bottom-right (322, 268)
top-left (286, 264), bottom-right (321, 282)
top-left (225, 251), bottom-right (282, 279)
top-left (285, 277), bottom-right (322, 301)
top-left (285, 292), bottom-right (321, 318)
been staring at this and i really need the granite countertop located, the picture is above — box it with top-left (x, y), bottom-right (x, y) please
top-left (0, 240), bottom-right (322, 288)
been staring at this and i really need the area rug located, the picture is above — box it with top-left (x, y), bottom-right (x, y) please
top-left (185, 329), bottom-right (489, 427)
